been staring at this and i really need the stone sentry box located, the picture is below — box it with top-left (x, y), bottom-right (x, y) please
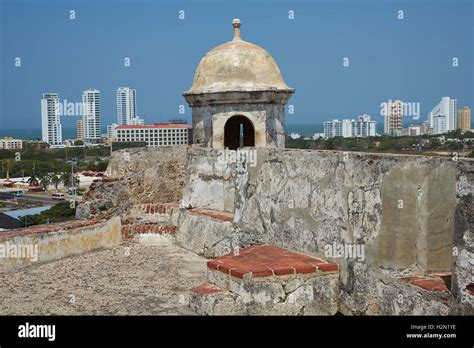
top-left (183, 19), bottom-right (294, 149)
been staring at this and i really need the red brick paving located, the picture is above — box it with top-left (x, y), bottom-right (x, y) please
top-left (0, 220), bottom-right (99, 242)
top-left (401, 274), bottom-right (451, 292)
top-left (191, 283), bottom-right (224, 296)
top-left (207, 244), bottom-right (338, 279)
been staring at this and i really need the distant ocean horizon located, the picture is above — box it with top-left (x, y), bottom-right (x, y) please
top-left (1, 123), bottom-right (389, 140)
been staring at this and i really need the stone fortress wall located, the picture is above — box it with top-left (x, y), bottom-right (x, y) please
top-left (181, 147), bottom-right (473, 314)
top-left (76, 18), bottom-right (474, 315)
top-left (77, 146), bottom-right (473, 315)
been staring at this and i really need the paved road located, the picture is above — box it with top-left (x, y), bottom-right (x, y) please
top-left (20, 194), bottom-right (60, 204)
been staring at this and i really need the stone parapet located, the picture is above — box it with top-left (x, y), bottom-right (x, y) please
top-left (0, 217), bottom-right (121, 273)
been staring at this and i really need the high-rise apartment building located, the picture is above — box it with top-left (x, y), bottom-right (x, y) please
top-left (458, 106), bottom-right (471, 131)
top-left (82, 89), bottom-right (101, 143)
top-left (383, 99), bottom-right (403, 136)
top-left (76, 119), bottom-right (84, 140)
top-left (117, 87), bottom-right (138, 125)
top-left (428, 97), bottom-right (457, 135)
top-left (41, 93), bottom-right (62, 145)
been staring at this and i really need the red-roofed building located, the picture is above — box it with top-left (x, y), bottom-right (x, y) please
top-left (115, 123), bottom-right (192, 147)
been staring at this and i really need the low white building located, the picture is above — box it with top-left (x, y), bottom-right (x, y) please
top-left (407, 125), bottom-right (421, 136)
top-left (324, 115), bottom-right (377, 139)
top-left (354, 114), bottom-right (376, 137)
top-left (107, 123), bottom-right (118, 141)
top-left (115, 123), bottom-right (192, 147)
top-left (324, 119), bottom-right (354, 139)
top-left (0, 137), bottom-right (23, 150)
top-left (129, 117), bottom-right (145, 125)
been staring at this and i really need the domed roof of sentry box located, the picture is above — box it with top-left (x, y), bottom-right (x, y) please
top-left (183, 19), bottom-right (294, 95)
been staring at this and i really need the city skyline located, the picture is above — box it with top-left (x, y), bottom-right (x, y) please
top-left (4, 88), bottom-right (470, 143)
top-left (33, 87), bottom-right (470, 142)
top-left (34, 88), bottom-right (468, 143)
top-left (1, 0), bottom-right (473, 131)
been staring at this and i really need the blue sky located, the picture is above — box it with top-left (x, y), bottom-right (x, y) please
top-left (0, 0), bottom-right (473, 131)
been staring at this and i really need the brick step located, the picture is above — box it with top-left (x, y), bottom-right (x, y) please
top-left (122, 222), bottom-right (178, 247)
top-left (123, 204), bottom-right (234, 251)
top-left (186, 207), bottom-right (234, 222)
top-left (122, 223), bottom-right (177, 240)
top-left (189, 244), bottom-right (339, 315)
top-left (138, 203), bottom-right (179, 215)
top-left (129, 202), bottom-right (233, 219)
top-left (400, 274), bottom-right (451, 293)
top-left (373, 273), bottom-right (457, 314)
top-left (127, 203), bottom-right (180, 224)
top-left (207, 244), bottom-right (338, 279)
top-left (130, 203), bottom-right (232, 222)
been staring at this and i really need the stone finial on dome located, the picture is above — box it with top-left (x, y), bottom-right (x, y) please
top-left (232, 18), bottom-right (241, 41)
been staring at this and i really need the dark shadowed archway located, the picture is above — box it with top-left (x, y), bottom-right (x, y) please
top-left (224, 115), bottom-right (255, 150)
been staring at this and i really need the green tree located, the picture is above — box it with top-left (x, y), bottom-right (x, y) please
top-left (60, 172), bottom-right (71, 188)
top-left (28, 174), bottom-right (39, 186)
top-left (430, 138), bottom-right (442, 149)
top-left (60, 172), bottom-right (80, 189)
top-left (38, 174), bottom-right (50, 191)
top-left (50, 173), bottom-right (61, 190)
top-left (324, 138), bottom-right (336, 150)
